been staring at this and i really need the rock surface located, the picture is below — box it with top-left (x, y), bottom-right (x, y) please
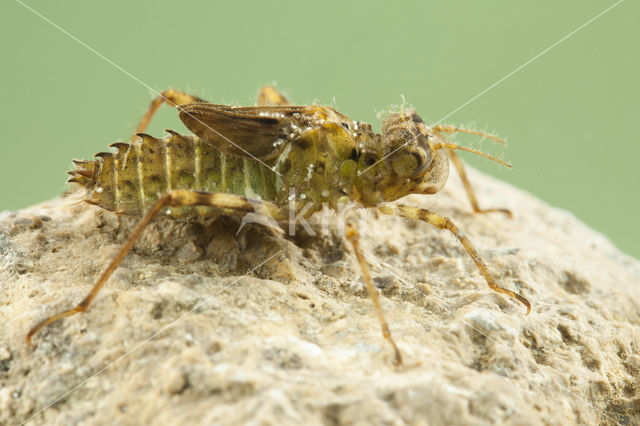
top-left (1, 166), bottom-right (639, 425)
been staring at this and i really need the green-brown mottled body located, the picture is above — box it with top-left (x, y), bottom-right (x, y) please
top-left (71, 132), bottom-right (278, 217)
top-left (70, 105), bottom-right (451, 222)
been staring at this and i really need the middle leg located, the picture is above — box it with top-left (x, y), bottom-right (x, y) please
top-left (345, 219), bottom-right (402, 366)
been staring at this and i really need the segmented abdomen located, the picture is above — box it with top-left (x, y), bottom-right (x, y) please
top-left (68, 131), bottom-right (278, 216)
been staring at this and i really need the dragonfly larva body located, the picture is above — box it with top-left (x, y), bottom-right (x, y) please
top-left (28, 85), bottom-right (531, 366)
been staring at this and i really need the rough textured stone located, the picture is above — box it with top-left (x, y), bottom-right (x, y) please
top-left (1, 165), bottom-right (639, 425)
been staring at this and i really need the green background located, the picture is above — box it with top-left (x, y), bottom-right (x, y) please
top-left (1, 1), bottom-right (638, 258)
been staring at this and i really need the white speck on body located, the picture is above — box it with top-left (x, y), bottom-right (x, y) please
top-left (306, 164), bottom-right (315, 181)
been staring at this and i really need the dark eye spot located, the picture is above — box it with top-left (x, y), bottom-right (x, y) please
top-left (409, 112), bottom-right (424, 124)
top-left (350, 148), bottom-right (359, 161)
top-left (341, 122), bottom-right (350, 130)
top-left (296, 137), bottom-right (311, 149)
top-left (364, 152), bottom-right (377, 166)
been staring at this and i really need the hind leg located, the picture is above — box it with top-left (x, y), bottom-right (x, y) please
top-left (256, 85), bottom-right (291, 106)
top-left (27, 190), bottom-right (280, 344)
top-left (134, 89), bottom-right (209, 141)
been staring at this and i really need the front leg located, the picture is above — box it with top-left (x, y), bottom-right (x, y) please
top-left (377, 204), bottom-right (530, 314)
top-left (447, 149), bottom-right (512, 217)
top-left (432, 125), bottom-right (512, 216)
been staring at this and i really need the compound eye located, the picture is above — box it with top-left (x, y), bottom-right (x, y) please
top-left (390, 147), bottom-right (431, 178)
top-left (412, 149), bottom-right (431, 177)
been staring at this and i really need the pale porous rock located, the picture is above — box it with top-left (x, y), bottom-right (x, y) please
top-left (1, 166), bottom-right (639, 425)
